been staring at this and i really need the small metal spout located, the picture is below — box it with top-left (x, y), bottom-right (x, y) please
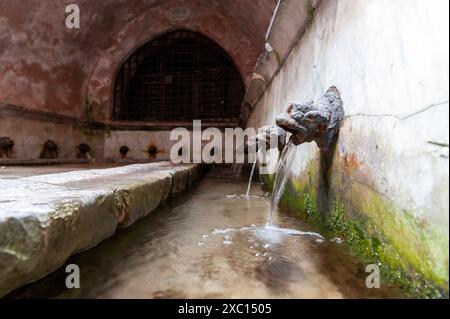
top-left (0, 137), bottom-right (14, 159)
top-left (147, 145), bottom-right (158, 159)
top-left (276, 86), bottom-right (344, 151)
top-left (77, 143), bottom-right (92, 160)
top-left (39, 140), bottom-right (58, 159)
top-left (119, 145), bottom-right (130, 158)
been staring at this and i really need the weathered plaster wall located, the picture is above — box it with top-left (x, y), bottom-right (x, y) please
top-left (0, 0), bottom-right (275, 118)
top-left (0, 115), bottom-right (104, 160)
top-left (0, 0), bottom-right (276, 160)
top-left (104, 129), bottom-right (237, 162)
top-left (86, 0), bottom-right (277, 122)
top-left (104, 131), bottom-right (172, 161)
top-left (248, 0), bottom-right (449, 295)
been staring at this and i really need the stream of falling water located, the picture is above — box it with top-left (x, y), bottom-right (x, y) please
top-left (245, 159), bottom-right (257, 197)
top-left (7, 172), bottom-right (401, 299)
top-left (267, 142), bottom-right (297, 227)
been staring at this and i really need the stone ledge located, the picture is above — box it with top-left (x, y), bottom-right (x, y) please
top-left (0, 159), bottom-right (91, 166)
top-left (0, 162), bottom-right (201, 297)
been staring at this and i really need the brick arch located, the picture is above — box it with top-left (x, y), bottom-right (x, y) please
top-left (85, 2), bottom-right (260, 122)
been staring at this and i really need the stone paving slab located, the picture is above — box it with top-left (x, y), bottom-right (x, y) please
top-left (0, 162), bottom-right (201, 297)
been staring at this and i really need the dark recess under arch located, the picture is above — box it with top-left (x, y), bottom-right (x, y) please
top-left (113, 30), bottom-right (245, 122)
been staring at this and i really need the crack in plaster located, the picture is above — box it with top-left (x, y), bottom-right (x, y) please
top-left (427, 141), bottom-right (450, 148)
top-left (345, 100), bottom-right (449, 121)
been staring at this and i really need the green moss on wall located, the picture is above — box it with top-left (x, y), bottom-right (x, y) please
top-left (306, 0), bottom-right (315, 25)
top-left (278, 179), bottom-right (448, 298)
top-left (261, 155), bottom-right (448, 298)
top-left (259, 173), bottom-right (274, 192)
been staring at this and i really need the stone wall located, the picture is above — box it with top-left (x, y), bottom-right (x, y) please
top-left (0, 108), bottom-right (238, 161)
top-left (247, 0), bottom-right (449, 296)
top-left (0, 0), bottom-right (275, 117)
top-left (0, 106), bottom-right (105, 160)
top-left (0, 0), bottom-right (276, 161)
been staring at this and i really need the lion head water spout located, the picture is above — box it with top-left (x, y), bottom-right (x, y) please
top-left (275, 86), bottom-right (344, 153)
top-left (245, 125), bottom-right (286, 197)
top-left (268, 87), bottom-right (344, 227)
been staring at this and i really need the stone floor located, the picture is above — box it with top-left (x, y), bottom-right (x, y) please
top-left (0, 162), bottom-right (201, 297)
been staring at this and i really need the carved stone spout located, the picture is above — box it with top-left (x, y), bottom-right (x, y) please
top-left (275, 86), bottom-right (344, 152)
top-left (246, 125), bottom-right (286, 154)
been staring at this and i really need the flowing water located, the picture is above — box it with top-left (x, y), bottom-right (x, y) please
top-left (245, 159), bottom-right (258, 197)
top-left (7, 173), bottom-right (401, 299)
top-left (267, 142), bottom-right (297, 226)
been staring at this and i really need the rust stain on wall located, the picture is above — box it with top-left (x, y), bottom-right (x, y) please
top-left (343, 153), bottom-right (361, 172)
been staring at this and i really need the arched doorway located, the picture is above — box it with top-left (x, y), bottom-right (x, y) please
top-left (113, 30), bottom-right (245, 122)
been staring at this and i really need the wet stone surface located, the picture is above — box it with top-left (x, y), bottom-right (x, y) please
top-left (0, 162), bottom-right (200, 297)
top-left (7, 175), bottom-right (403, 299)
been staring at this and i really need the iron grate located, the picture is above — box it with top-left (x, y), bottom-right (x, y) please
top-left (113, 30), bottom-right (245, 122)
